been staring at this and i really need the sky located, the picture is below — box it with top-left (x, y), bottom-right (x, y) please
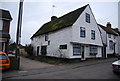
top-left (1, 0), bottom-right (119, 45)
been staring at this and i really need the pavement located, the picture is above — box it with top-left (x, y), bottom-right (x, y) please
top-left (20, 56), bottom-right (55, 70)
top-left (2, 57), bottom-right (118, 79)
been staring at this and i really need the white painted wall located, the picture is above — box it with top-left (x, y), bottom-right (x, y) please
top-left (99, 26), bottom-right (107, 45)
top-left (31, 26), bottom-right (72, 58)
top-left (106, 34), bottom-right (118, 54)
top-left (72, 5), bottom-right (103, 46)
top-left (31, 5), bottom-right (103, 59)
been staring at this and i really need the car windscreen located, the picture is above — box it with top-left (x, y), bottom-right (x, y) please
top-left (0, 54), bottom-right (7, 60)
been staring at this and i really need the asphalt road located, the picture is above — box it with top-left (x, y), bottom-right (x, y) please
top-left (7, 61), bottom-right (120, 79)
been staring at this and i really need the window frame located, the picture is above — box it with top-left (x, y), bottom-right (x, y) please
top-left (59, 45), bottom-right (67, 49)
top-left (109, 40), bottom-right (113, 50)
top-left (86, 13), bottom-right (90, 23)
top-left (0, 20), bottom-right (3, 30)
top-left (73, 44), bottom-right (81, 55)
top-left (91, 30), bottom-right (95, 40)
top-left (90, 45), bottom-right (98, 55)
top-left (80, 27), bottom-right (86, 38)
top-left (45, 34), bottom-right (48, 41)
top-left (108, 34), bottom-right (111, 38)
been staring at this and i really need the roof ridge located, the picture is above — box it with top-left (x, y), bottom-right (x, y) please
top-left (98, 23), bottom-right (118, 35)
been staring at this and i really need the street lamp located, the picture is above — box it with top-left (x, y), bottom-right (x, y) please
top-left (16, 0), bottom-right (24, 70)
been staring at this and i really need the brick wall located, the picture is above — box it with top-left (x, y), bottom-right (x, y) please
top-left (2, 20), bottom-right (10, 33)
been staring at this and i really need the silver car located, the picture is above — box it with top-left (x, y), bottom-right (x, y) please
top-left (112, 60), bottom-right (120, 73)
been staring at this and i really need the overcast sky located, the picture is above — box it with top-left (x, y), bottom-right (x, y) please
top-left (1, 0), bottom-right (119, 45)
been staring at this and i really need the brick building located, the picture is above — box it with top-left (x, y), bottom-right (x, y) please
top-left (0, 9), bottom-right (12, 53)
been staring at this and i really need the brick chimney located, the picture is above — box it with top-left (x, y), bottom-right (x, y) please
top-left (106, 22), bottom-right (111, 28)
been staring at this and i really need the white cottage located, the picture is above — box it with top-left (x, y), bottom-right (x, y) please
top-left (31, 4), bottom-right (103, 60)
top-left (98, 23), bottom-right (119, 58)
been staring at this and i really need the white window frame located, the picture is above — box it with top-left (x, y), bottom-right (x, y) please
top-left (0, 20), bottom-right (3, 30)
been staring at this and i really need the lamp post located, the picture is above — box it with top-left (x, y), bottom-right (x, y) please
top-left (16, 0), bottom-right (24, 70)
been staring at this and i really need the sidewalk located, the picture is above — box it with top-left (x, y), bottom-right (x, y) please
top-left (2, 57), bottom-right (117, 79)
top-left (20, 56), bottom-right (54, 70)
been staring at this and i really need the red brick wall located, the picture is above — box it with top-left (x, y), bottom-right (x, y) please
top-left (2, 20), bottom-right (10, 33)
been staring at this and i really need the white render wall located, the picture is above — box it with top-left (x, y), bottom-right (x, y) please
top-left (72, 5), bottom-right (103, 46)
top-left (99, 26), bottom-right (107, 45)
top-left (31, 26), bottom-right (72, 58)
top-left (106, 34), bottom-right (118, 54)
top-left (31, 5), bottom-right (103, 59)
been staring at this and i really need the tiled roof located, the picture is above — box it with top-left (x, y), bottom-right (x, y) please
top-left (98, 24), bottom-right (118, 36)
top-left (0, 9), bottom-right (12, 20)
top-left (113, 28), bottom-right (120, 35)
top-left (32, 4), bottom-right (88, 38)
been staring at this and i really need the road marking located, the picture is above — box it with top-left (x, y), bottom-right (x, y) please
top-left (18, 71), bottom-right (28, 73)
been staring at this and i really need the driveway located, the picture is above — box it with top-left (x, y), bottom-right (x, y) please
top-left (20, 56), bottom-right (54, 70)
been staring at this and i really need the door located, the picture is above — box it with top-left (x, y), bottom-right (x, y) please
top-left (37, 46), bottom-right (39, 56)
top-left (113, 43), bottom-right (116, 54)
top-left (41, 46), bottom-right (47, 56)
top-left (102, 46), bottom-right (106, 58)
top-left (81, 45), bottom-right (85, 60)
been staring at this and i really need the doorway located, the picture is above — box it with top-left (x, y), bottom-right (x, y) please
top-left (81, 45), bottom-right (85, 60)
top-left (41, 46), bottom-right (47, 56)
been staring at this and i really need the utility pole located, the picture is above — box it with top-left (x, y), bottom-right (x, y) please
top-left (16, 0), bottom-right (24, 70)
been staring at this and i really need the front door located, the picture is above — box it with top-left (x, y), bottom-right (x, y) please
top-left (41, 46), bottom-right (47, 56)
top-left (102, 46), bottom-right (106, 58)
top-left (81, 45), bottom-right (85, 60)
top-left (37, 46), bottom-right (39, 56)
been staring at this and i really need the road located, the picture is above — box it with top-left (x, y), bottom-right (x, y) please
top-left (3, 58), bottom-right (120, 79)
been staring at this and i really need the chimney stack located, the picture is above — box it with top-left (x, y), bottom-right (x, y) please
top-left (51, 16), bottom-right (57, 21)
top-left (106, 22), bottom-right (111, 28)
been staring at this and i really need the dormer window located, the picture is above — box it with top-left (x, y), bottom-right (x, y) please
top-left (85, 13), bottom-right (90, 23)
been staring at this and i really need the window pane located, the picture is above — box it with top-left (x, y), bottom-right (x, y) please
top-left (73, 44), bottom-right (81, 55)
top-left (91, 30), bottom-right (95, 39)
top-left (80, 27), bottom-right (85, 37)
top-left (86, 13), bottom-right (90, 23)
top-left (90, 45), bottom-right (98, 55)
top-left (60, 45), bottom-right (67, 49)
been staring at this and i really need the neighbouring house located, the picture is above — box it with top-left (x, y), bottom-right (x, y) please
top-left (98, 22), bottom-right (119, 58)
top-left (113, 28), bottom-right (120, 55)
top-left (31, 4), bottom-right (103, 60)
top-left (0, 9), bottom-right (12, 53)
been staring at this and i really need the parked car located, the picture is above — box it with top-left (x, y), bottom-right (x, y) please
top-left (112, 60), bottom-right (120, 73)
top-left (0, 51), bottom-right (10, 70)
top-left (8, 51), bottom-right (15, 57)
